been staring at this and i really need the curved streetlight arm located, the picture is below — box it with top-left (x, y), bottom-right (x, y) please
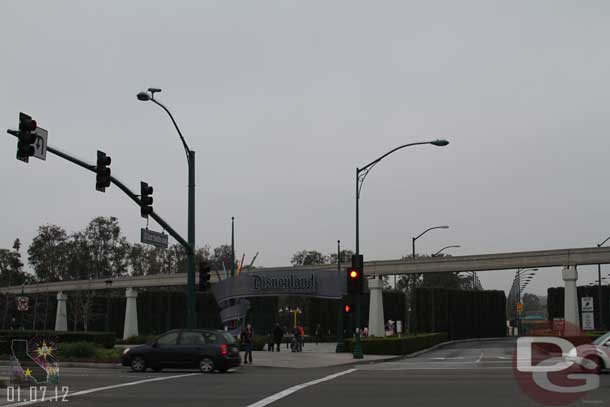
top-left (432, 245), bottom-right (460, 257)
top-left (516, 268), bottom-right (538, 276)
top-left (414, 225), bottom-right (450, 242)
top-left (150, 98), bottom-right (192, 163)
top-left (357, 141), bottom-right (434, 198)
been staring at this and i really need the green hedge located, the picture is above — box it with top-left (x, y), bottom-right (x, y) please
top-left (0, 330), bottom-right (116, 350)
top-left (56, 342), bottom-right (122, 362)
top-left (344, 333), bottom-right (448, 355)
top-left (117, 335), bottom-right (156, 345)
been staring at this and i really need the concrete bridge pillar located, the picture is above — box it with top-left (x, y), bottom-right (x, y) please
top-left (562, 265), bottom-right (580, 333)
top-left (123, 288), bottom-right (139, 340)
top-left (368, 277), bottom-right (385, 337)
top-left (55, 291), bottom-right (68, 332)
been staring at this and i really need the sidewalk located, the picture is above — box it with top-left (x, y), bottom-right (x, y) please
top-left (246, 342), bottom-right (396, 368)
top-left (0, 343), bottom-right (397, 371)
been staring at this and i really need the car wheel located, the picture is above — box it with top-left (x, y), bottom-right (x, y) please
top-left (130, 356), bottom-right (147, 372)
top-left (199, 357), bottom-right (215, 373)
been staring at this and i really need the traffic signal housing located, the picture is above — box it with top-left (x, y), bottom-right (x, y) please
top-left (199, 260), bottom-right (211, 291)
top-left (16, 112), bottom-right (37, 162)
top-left (140, 181), bottom-right (153, 218)
top-left (95, 151), bottom-right (112, 192)
top-left (347, 254), bottom-right (364, 294)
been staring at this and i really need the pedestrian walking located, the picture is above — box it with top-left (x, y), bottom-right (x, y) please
top-left (314, 324), bottom-right (322, 345)
top-left (241, 323), bottom-right (254, 364)
top-left (273, 323), bottom-right (284, 352)
top-left (297, 325), bottom-right (305, 350)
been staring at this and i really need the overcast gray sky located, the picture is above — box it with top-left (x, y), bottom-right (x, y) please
top-left (2, 1), bottom-right (609, 295)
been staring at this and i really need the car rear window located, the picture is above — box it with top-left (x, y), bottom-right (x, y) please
top-left (221, 333), bottom-right (236, 344)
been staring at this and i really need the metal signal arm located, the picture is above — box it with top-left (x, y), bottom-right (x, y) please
top-left (6, 129), bottom-right (190, 252)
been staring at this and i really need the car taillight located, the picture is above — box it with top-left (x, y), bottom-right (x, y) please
top-left (220, 344), bottom-right (228, 356)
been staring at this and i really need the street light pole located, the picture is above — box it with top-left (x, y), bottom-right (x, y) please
top-left (412, 226), bottom-right (450, 259)
top-left (336, 240), bottom-right (345, 353)
top-left (597, 237), bottom-right (610, 330)
top-left (137, 88), bottom-right (197, 329)
top-left (355, 139), bottom-right (449, 359)
top-left (410, 224), bottom-right (449, 335)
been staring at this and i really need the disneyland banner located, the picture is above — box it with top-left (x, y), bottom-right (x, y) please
top-left (212, 269), bottom-right (346, 302)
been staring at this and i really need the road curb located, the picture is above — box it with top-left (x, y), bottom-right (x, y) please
top-left (0, 361), bottom-right (122, 370)
top-left (0, 337), bottom-right (510, 370)
top-left (403, 337), bottom-right (511, 359)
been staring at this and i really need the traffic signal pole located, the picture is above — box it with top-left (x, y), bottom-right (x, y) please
top-left (186, 150), bottom-right (196, 329)
top-left (335, 240), bottom-right (345, 353)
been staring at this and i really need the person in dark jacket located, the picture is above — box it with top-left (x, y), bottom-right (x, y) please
top-left (314, 324), bottom-right (322, 345)
top-left (273, 323), bottom-right (284, 352)
top-left (241, 323), bottom-right (254, 364)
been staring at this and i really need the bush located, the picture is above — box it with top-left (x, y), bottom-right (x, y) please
top-left (57, 342), bottom-right (97, 358)
top-left (0, 330), bottom-right (116, 349)
top-left (116, 335), bottom-right (156, 345)
top-left (344, 332), bottom-right (448, 355)
top-left (54, 342), bottom-right (123, 362)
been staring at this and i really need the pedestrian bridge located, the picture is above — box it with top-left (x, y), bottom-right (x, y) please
top-left (2, 245), bottom-right (608, 339)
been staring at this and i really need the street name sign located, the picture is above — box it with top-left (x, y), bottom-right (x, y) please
top-left (140, 228), bottom-right (168, 248)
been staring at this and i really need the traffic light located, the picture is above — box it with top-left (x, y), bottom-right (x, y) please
top-left (347, 254), bottom-right (364, 294)
top-left (343, 303), bottom-right (352, 314)
top-left (95, 151), bottom-right (112, 192)
top-left (16, 112), bottom-right (37, 162)
top-left (140, 181), bottom-right (153, 218)
top-left (199, 260), bottom-right (211, 291)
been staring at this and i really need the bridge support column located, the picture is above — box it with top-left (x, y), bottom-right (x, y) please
top-left (368, 277), bottom-right (385, 337)
top-left (55, 292), bottom-right (68, 332)
top-left (123, 288), bottom-right (139, 340)
top-left (562, 266), bottom-right (580, 333)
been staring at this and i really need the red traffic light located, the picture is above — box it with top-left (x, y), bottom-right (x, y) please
top-left (349, 269), bottom-right (359, 279)
top-left (344, 304), bottom-right (351, 313)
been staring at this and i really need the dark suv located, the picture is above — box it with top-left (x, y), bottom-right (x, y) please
top-left (121, 329), bottom-right (241, 373)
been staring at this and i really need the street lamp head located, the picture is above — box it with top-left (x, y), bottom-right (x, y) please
top-left (137, 91), bottom-right (151, 101)
top-left (148, 87), bottom-right (162, 94)
top-left (430, 139), bottom-right (449, 147)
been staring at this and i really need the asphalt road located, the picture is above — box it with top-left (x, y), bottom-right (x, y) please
top-left (3, 338), bottom-right (610, 407)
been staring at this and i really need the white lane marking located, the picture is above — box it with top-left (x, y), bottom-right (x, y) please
top-left (2, 373), bottom-right (199, 407)
top-left (429, 357), bottom-right (465, 360)
top-left (245, 368), bottom-right (356, 407)
top-left (359, 366), bottom-right (513, 371)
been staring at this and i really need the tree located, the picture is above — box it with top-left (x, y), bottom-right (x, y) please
top-left (210, 244), bottom-right (235, 275)
top-left (329, 249), bottom-right (354, 264)
top-left (81, 216), bottom-right (130, 279)
top-left (28, 224), bottom-right (70, 282)
top-left (291, 250), bottom-right (328, 266)
top-left (522, 293), bottom-right (543, 314)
